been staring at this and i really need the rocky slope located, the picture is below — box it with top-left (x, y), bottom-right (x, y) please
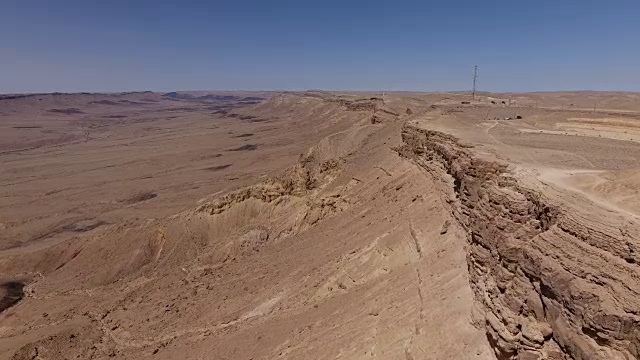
top-left (3, 90), bottom-right (640, 359)
top-left (399, 125), bottom-right (640, 359)
top-left (1, 92), bottom-right (494, 359)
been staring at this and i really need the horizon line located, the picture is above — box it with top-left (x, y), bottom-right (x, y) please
top-left (3, 89), bottom-right (640, 96)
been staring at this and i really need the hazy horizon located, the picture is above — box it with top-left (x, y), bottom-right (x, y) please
top-left (6, 80), bottom-right (640, 96)
top-left (7, 89), bottom-right (640, 96)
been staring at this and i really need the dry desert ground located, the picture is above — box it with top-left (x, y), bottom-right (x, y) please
top-left (0, 90), bottom-right (639, 359)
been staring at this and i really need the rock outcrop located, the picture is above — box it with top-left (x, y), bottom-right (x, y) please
top-left (399, 125), bottom-right (640, 360)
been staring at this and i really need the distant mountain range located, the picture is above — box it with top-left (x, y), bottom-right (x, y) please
top-left (162, 92), bottom-right (264, 102)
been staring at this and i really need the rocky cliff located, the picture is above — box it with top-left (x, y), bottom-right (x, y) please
top-left (399, 125), bottom-right (640, 360)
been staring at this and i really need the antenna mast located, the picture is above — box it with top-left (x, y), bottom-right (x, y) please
top-left (472, 65), bottom-right (478, 100)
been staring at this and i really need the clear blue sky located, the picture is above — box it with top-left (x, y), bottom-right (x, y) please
top-left (2, 0), bottom-right (639, 93)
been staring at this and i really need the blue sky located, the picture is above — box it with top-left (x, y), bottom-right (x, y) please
top-left (1, 0), bottom-right (639, 93)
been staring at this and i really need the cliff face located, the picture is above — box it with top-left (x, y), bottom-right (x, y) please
top-left (399, 125), bottom-right (640, 360)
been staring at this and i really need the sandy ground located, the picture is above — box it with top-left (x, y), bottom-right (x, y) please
top-left (1, 90), bottom-right (639, 359)
top-left (411, 96), bottom-right (640, 216)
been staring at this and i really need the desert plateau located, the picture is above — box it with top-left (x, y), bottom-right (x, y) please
top-left (0, 90), bottom-right (639, 360)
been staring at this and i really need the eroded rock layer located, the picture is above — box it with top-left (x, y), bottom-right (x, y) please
top-left (399, 125), bottom-right (640, 360)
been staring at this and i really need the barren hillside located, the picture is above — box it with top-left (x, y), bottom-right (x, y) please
top-left (0, 91), bottom-right (638, 359)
